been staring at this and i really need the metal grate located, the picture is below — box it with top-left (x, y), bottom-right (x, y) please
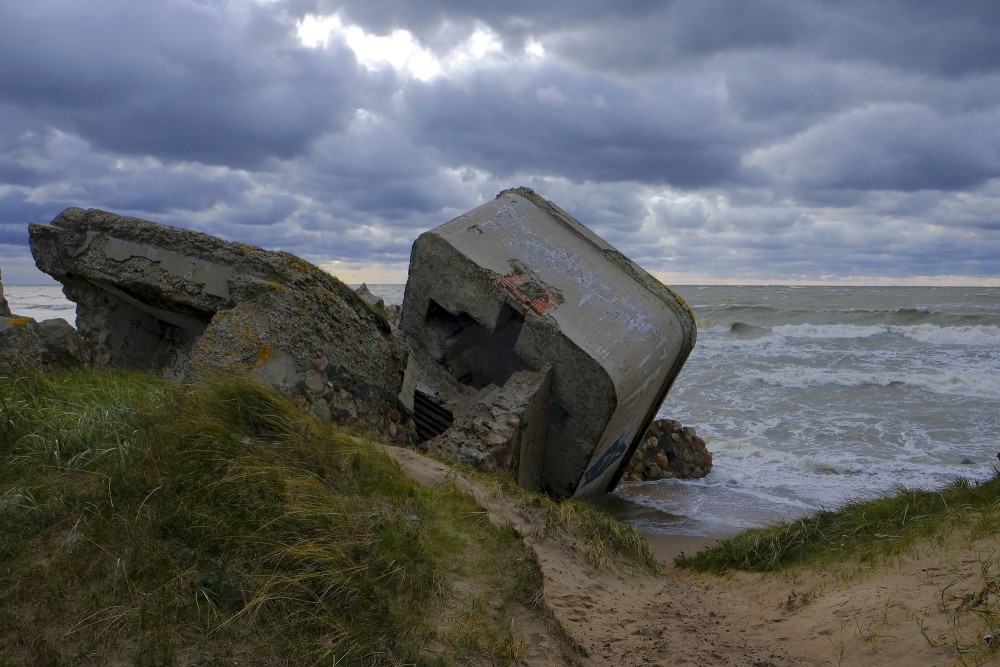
top-left (413, 390), bottom-right (454, 442)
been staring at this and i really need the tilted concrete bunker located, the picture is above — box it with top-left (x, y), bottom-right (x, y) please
top-left (400, 188), bottom-right (696, 498)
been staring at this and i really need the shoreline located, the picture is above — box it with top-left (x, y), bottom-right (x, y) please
top-left (641, 531), bottom-right (719, 561)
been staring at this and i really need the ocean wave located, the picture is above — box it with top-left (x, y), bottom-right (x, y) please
top-left (756, 322), bottom-right (1000, 346)
top-left (748, 366), bottom-right (1000, 399)
top-left (906, 372), bottom-right (1000, 400)
top-left (750, 367), bottom-right (897, 390)
top-left (772, 323), bottom-right (888, 339)
top-left (729, 321), bottom-right (772, 337)
top-left (695, 303), bottom-right (997, 329)
top-left (899, 324), bottom-right (1000, 346)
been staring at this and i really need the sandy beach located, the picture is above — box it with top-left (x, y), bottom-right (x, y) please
top-left (387, 444), bottom-right (1000, 666)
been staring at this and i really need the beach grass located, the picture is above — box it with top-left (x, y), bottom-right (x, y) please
top-left (458, 464), bottom-right (660, 574)
top-left (675, 473), bottom-right (1000, 574)
top-left (0, 369), bottom-right (564, 665)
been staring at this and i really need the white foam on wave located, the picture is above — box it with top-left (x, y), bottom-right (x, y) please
top-left (769, 322), bottom-right (1000, 346)
top-left (618, 436), bottom-right (998, 536)
top-left (745, 365), bottom-right (1000, 399)
top-left (773, 323), bottom-right (888, 339)
top-left (747, 366), bottom-right (896, 390)
top-left (899, 324), bottom-right (1000, 346)
top-left (907, 371), bottom-right (1000, 400)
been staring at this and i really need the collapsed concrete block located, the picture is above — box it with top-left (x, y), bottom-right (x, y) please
top-left (418, 365), bottom-right (553, 484)
top-left (400, 187), bottom-right (696, 498)
top-left (28, 208), bottom-right (408, 419)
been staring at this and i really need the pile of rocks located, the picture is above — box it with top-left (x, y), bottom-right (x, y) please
top-left (623, 418), bottom-right (713, 481)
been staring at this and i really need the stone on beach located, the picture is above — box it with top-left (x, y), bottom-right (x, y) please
top-left (624, 418), bottom-right (713, 481)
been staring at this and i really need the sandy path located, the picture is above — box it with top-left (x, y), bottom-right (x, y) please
top-left (384, 445), bottom-right (999, 666)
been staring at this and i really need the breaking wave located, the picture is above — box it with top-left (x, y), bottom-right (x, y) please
top-left (748, 367), bottom-right (1000, 399)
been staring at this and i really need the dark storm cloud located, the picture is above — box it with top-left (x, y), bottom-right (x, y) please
top-left (0, 0), bottom-right (371, 167)
top-left (755, 104), bottom-right (1000, 194)
top-left (401, 69), bottom-right (748, 188)
top-left (1, 0), bottom-right (998, 284)
top-left (305, 0), bottom-right (1000, 77)
top-left (812, 0), bottom-right (1000, 78)
top-left (291, 0), bottom-right (668, 53)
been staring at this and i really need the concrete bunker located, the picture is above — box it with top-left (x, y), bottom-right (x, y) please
top-left (28, 208), bottom-right (409, 423)
top-left (400, 187), bottom-right (696, 499)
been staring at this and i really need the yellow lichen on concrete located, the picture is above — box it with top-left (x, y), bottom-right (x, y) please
top-left (254, 345), bottom-right (274, 367)
top-left (7, 316), bottom-right (32, 327)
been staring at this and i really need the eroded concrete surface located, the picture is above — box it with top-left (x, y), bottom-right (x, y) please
top-left (28, 208), bottom-right (409, 430)
top-left (16, 191), bottom-right (696, 500)
top-left (400, 187), bottom-right (696, 498)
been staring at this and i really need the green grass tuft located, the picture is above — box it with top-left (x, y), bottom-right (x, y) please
top-left (676, 473), bottom-right (1000, 574)
top-left (459, 466), bottom-right (659, 574)
top-left (0, 369), bottom-right (562, 665)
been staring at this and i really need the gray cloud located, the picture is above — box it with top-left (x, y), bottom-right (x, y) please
top-left (0, 0), bottom-right (372, 167)
top-left (752, 104), bottom-right (1000, 194)
top-left (400, 68), bottom-right (750, 188)
top-left (0, 0), bottom-right (998, 285)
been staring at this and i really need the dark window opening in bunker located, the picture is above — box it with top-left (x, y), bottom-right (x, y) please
top-left (425, 299), bottom-right (531, 390)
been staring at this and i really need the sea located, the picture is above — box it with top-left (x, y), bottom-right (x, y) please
top-left (6, 283), bottom-right (999, 538)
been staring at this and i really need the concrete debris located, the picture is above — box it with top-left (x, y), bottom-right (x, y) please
top-left (28, 208), bottom-right (409, 429)
top-left (418, 365), bottom-right (553, 489)
top-left (14, 187), bottom-right (700, 500)
top-left (399, 187), bottom-right (696, 498)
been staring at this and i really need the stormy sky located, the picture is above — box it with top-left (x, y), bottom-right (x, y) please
top-left (1, 0), bottom-right (998, 285)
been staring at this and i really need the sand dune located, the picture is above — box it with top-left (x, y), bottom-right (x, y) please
top-left (386, 444), bottom-right (1000, 666)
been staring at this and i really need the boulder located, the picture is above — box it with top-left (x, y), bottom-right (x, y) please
top-left (0, 314), bottom-right (85, 374)
top-left (28, 208), bottom-right (409, 425)
top-left (0, 263), bottom-right (86, 374)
